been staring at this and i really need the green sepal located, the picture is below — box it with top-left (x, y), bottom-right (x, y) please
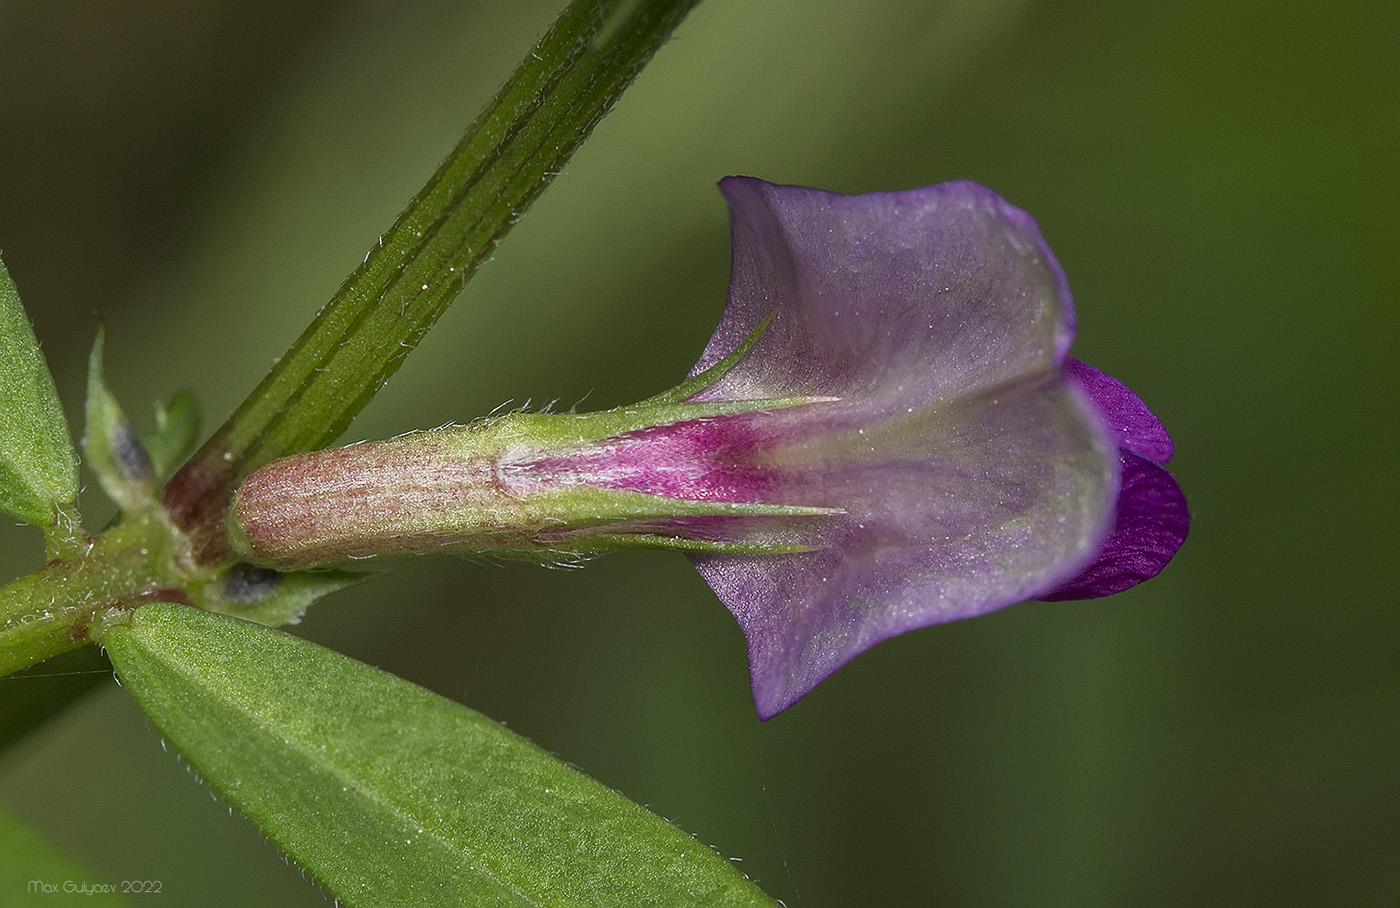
top-left (501, 393), bottom-right (835, 452)
top-left (82, 330), bottom-right (156, 513)
top-left (527, 309), bottom-right (834, 447)
top-left (639, 311), bottom-right (774, 406)
top-left (472, 484), bottom-right (838, 562)
top-left (0, 251), bottom-right (79, 530)
top-left (525, 484), bottom-right (837, 531)
top-left (567, 534), bottom-right (821, 556)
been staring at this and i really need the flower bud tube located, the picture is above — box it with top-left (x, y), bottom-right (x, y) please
top-left (230, 400), bottom-right (838, 571)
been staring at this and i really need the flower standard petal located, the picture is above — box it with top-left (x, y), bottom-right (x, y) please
top-left (693, 178), bottom-right (1077, 409)
top-left (686, 178), bottom-right (1119, 717)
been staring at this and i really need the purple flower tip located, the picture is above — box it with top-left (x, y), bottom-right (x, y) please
top-left (687, 177), bottom-right (1187, 718)
top-left (1038, 359), bottom-right (1188, 601)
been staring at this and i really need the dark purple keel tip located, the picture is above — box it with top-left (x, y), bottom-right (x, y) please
top-left (1043, 360), bottom-right (1189, 601)
top-left (1039, 451), bottom-right (1189, 601)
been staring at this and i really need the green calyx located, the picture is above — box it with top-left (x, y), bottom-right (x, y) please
top-left (484, 310), bottom-right (830, 453)
top-left (228, 397), bottom-right (838, 571)
top-left (229, 315), bottom-right (840, 571)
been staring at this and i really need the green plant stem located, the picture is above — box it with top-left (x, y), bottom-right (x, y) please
top-left (0, 513), bottom-right (194, 678)
top-left (163, 0), bottom-right (702, 563)
top-left (42, 500), bottom-right (88, 561)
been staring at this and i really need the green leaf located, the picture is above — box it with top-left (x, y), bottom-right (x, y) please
top-left (101, 603), bottom-right (778, 908)
top-left (163, 0), bottom-right (704, 562)
top-left (0, 252), bottom-right (78, 529)
top-left (0, 805), bottom-right (135, 906)
top-left (82, 329), bottom-right (156, 513)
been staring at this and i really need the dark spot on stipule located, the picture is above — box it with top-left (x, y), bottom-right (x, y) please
top-left (223, 563), bottom-right (283, 602)
top-left (111, 420), bottom-right (154, 482)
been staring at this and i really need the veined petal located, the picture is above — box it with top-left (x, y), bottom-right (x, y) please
top-left (692, 375), bottom-right (1117, 718)
top-left (692, 177), bottom-right (1077, 414)
top-left (680, 177), bottom-right (1120, 717)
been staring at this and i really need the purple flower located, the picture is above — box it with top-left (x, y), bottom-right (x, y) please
top-left (675, 177), bottom-right (1188, 717)
top-left (231, 176), bottom-right (1187, 720)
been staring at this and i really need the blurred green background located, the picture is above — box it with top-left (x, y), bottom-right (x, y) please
top-left (1, 0), bottom-right (1395, 905)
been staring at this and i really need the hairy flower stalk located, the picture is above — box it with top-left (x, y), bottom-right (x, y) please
top-left (231, 177), bottom-right (1188, 717)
